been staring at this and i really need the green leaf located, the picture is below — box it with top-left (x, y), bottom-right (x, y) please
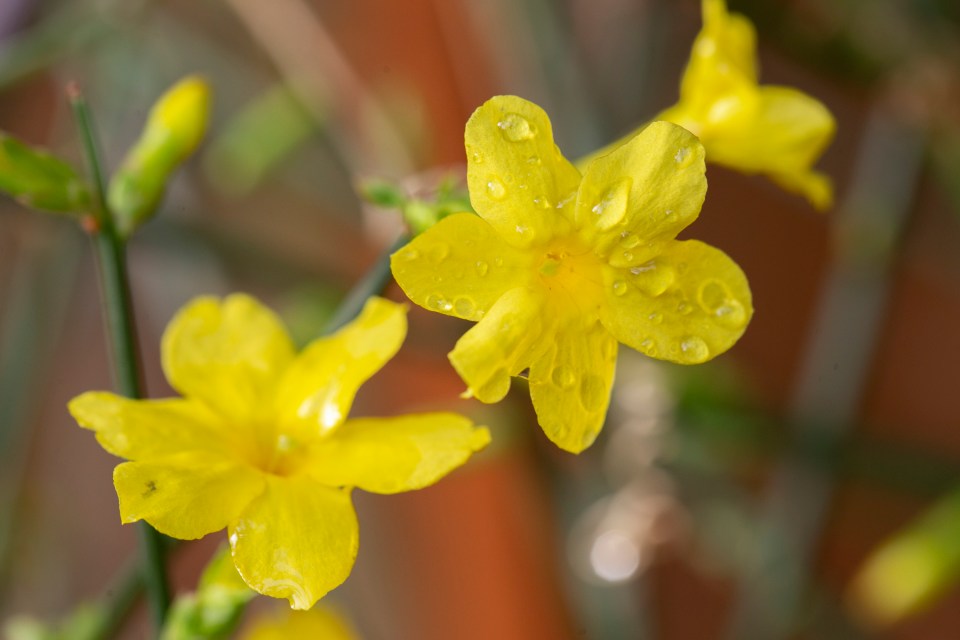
top-left (0, 133), bottom-right (90, 214)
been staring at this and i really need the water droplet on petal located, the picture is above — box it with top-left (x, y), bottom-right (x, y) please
top-left (533, 196), bottom-right (552, 209)
top-left (453, 297), bottom-right (476, 317)
top-left (612, 280), bottom-right (628, 296)
top-left (674, 147), bottom-right (690, 164)
top-left (715, 300), bottom-right (747, 329)
top-left (426, 294), bottom-right (453, 312)
top-left (527, 155), bottom-right (542, 166)
top-left (579, 374), bottom-right (607, 412)
top-left (591, 178), bottom-right (632, 229)
top-left (648, 312), bottom-right (663, 325)
top-left (470, 148), bottom-right (484, 164)
top-left (639, 338), bottom-right (657, 356)
top-left (476, 260), bottom-right (489, 276)
top-left (622, 251), bottom-right (635, 262)
top-left (630, 260), bottom-right (675, 297)
top-left (498, 112), bottom-right (536, 141)
top-left (677, 300), bottom-right (693, 315)
top-left (487, 178), bottom-right (507, 200)
top-left (494, 257), bottom-right (504, 267)
top-left (551, 365), bottom-right (577, 389)
top-left (698, 280), bottom-right (727, 311)
top-left (428, 243), bottom-right (450, 263)
top-left (679, 336), bottom-right (709, 362)
top-left (619, 233), bottom-right (640, 249)
top-left (398, 248), bottom-right (419, 261)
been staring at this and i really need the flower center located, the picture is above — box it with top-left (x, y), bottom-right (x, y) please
top-left (244, 428), bottom-right (311, 477)
top-left (536, 243), bottom-right (605, 315)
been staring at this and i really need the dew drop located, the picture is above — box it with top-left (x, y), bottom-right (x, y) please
top-left (679, 336), bottom-right (710, 362)
top-left (494, 257), bottom-right (504, 267)
top-left (647, 312), bottom-right (663, 325)
top-left (698, 280), bottom-right (727, 311)
top-left (612, 280), bottom-right (628, 296)
top-left (630, 260), bottom-right (675, 297)
top-left (498, 112), bottom-right (536, 141)
top-left (677, 300), bottom-right (693, 315)
top-left (470, 149), bottom-right (484, 164)
top-left (590, 178), bottom-right (632, 229)
top-left (674, 147), bottom-right (690, 164)
top-left (476, 260), bottom-right (489, 276)
top-left (527, 155), bottom-right (542, 166)
top-left (639, 338), bottom-right (657, 356)
top-left (398, 248), bottom-right (419, 261)
top-left (486, 178), bottom-right (507, 200)
top-left (715, 300), bottom-right (747, 329)
top-left (533, 195), bottom-right (552, 209)
top-left (579, 375), bottom-right (607, 412)
top-left (453, 297), bottom-right (476, 317)
top-left (619, 233), bottom-right (640, 249)
top-left (551, 365), bottom-right (577, 389)
top-left (428, 243), bottom-right (450, 263)
top-left (426, 294), bottom-right (453, 312)
top-left (622, 251), bottom-right (635, 262)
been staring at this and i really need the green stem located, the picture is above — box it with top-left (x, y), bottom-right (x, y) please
top-left (68, 83), bottom-right (171, 634)
top-left (323, 233), bottom-right (409, 334)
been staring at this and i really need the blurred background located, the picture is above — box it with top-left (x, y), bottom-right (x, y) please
top-left (3, 0), bottom-right (960, 638)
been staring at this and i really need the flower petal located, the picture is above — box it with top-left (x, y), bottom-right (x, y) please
top-left (601, 239), bottom-right (752, 364)
top-left (69, 392), bottom-right (230, 461)
top-left (114, 451), bottom-right (265, 540)
top-left (391, 213), bottom-right (534, 321)
top-left (708, 86), bottom-right (836, 209)
top-left (307, 413), bottom-right (490, 493)
top-left (229, 476), bottom-right (358, 610)
top-left (529, 316), bottom-right (618, 453)
top-left (575, 121), bottom-right (706, 266)
top-left (162, 294), bottom-right (295, 424)
top-left (274, 297), bottom-right (406, 436)
top-left (448, 287), bottom-right (549, 403)
top-left (465, 95), bottom-right (582, 248)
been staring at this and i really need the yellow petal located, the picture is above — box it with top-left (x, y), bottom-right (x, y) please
top-left (529, 315), bottom-right (618, 453)
top-left (705, 86), bottom-right (835, 203)
top-left (307, 413), bottom-right (490, 494)
top-left (69, 391), bottom-right (228, 461)
top-left (229, 476), bottom-right (358, 610)
top-left (448, 287), bottom-right (549, 403)
top-left (601, 239), bottom-right (752, 364)
top-left (575, 121), bottom-right (706, 264)
top-left (465, 95), bottom-right (582, 248)
top-left (243, 607), bottom-right (360, 640)
top-left (162, 294), bottom-right (295, 424)
top-left (114, 452), bottom-right (265, 539)
top-left (391, 213), bottom-right (534, 321)
top-left (274, 297), bottom-right (406, 437)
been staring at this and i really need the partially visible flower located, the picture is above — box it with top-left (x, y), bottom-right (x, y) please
top-left (391, 95), bottom-right (752, 454)
top-left (582, 0), bottom-right (836, 209)
top-left (69, 295), bottom-right (489, 610)
top-left (242, 605), bottom-right (360, 640)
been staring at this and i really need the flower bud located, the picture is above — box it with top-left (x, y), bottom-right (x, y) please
top-left (108, 75), bottom-right (211, 236)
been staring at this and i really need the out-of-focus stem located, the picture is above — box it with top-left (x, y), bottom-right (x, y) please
top-left (67, 83), bottom-right (171, 634)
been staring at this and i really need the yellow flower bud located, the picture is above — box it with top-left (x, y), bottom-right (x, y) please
top-left (108, 75), bottom-right (211, 237)
top-left (847, 490), bottom-right (960, 628)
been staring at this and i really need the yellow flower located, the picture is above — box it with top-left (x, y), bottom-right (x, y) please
top-left (391, 95), bottom-right (752, 453)
top-left (582, 0), bottom-right (836, 209)
top-left (243, 605), bottom-right (360, 640)
top-left (69, 294), bottom-right (489, 610)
